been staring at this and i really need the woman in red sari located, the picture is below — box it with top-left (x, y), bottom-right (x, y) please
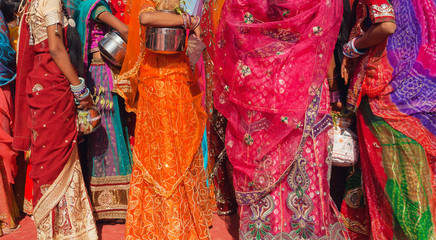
top-left (13, 0), bottom-right (98, 238)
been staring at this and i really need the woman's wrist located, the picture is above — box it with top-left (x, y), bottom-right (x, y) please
top-left (70, 77), bottom-right (90, 101)
top-left (343, 37), bottom-right (366, 58)
top-left (181, 13), bottom-right (200, 30)
top-left (351, 38), bottom-right (366, 54)
top-left (70, 77), bottom-right (85, 89)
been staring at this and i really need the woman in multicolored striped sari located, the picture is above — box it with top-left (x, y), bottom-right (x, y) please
top-left (73, 0), bottom-right (132, 220)
top-left (340, 0), bottom-right (436, 239)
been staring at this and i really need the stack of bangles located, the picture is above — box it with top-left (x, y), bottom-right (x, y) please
top-left (181, 13), bottom-right (200, 30)
top-left (70, 77), bottom-right (90, 101)
top-left (343, 37), bottom-right (366, 58)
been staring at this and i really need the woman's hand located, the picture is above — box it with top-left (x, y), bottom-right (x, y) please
top-left (331, 101), bottom-right (343, 112)
top-left (341, 58), bottom-right (349, 85)
top-left (193, 25), bottom-right (203, 40)
top-left (76, 94), bottom-right (94, 110)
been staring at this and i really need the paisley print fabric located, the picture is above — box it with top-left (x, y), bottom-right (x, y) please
top-left (237, 82), bottom-right (349, 239)
top-left (121, 50), bottom-right (213, 239)
top-left (34, 148), bottom-right (98, 240)
top-left (13, 3), bottom-right (98, 238)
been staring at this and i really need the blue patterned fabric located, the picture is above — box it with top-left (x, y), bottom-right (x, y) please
top-left (0, 10), bottom-right (16, 86)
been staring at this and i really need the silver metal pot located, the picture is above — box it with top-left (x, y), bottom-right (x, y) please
top-left (98, 31), bottom-right (127, 67)
top-left (145, 27), bottom-right (186, 54)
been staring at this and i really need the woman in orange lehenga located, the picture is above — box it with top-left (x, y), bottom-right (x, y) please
top-left (116, 0), bottom-right (213, 238)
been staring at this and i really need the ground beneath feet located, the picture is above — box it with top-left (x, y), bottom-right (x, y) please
top-left (1, 214), bottom-right (235, 240)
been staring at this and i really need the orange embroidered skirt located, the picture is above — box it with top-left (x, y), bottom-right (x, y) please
top-left (125, 52), bottom-right (213, 240)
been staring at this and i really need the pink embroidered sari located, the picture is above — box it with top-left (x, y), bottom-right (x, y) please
top-left (214, 0), bottom-right (349, 238)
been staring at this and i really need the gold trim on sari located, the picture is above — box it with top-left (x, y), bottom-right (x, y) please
top-left (33, 146), bottom-right (98, 240)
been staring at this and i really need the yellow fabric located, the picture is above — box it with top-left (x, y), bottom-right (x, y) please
top-left (117, 0), bottom-right (212, 238)
top-left (8, 26), bottom-right (18, 51)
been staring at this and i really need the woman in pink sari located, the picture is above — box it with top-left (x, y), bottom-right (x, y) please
top-left (214, 0), bottom-right (349, 238)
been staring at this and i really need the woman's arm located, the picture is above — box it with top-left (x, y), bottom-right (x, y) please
top-left (341, 22), bottom-right (396, 84)
top-left (47, 23), bottom-right (93, 109)
top-left (139, 11), bottom-right (202, 39)
top-left (97, 11), bottom-right (129, 41)
top-left (354, 22), bottom-right (396, 50)
top-left (139, 11), bottom-right (184, 27)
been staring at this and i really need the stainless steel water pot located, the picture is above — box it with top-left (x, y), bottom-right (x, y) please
top-left (145, 27), bottom-right (186, 54)
top-left (98, 31), bottom-right (127, 67)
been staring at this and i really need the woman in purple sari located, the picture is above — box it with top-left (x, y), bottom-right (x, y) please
top-left (214, 0), bottom-right (349, 238)
top-left (74, 0), bottom-right (132, 221)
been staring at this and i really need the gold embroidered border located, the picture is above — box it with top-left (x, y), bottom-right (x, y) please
top-left (339, 213), bottom-right (369, 236)
top-left (89, 176), bottom-right (130, 220)
top-left (94, 210), bottom-right (127, 220)
top-left (23, 199), bottom-right (33, 215)
top-left (89, 174), bottom-right (131, 186)
top-left (33, 146), bottom-right (78, 226)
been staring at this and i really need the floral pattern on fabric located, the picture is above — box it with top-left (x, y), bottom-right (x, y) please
top-left (236, 82), bottom-right (349, 239)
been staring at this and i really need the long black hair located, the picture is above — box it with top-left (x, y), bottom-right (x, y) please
top-left (61, 3), bottom-right (83, 77)
top-left (0, 0), bottom-right (22, 23)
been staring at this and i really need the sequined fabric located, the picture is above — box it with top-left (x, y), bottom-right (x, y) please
top-left (213, 0), bottom-right (346, 237)
top-left (116, 0), bottom-right (213, 236)
top-left (342, 0), bottom-right (436, 237)
top-left (27, 0), bottom-right (68, 45)
top-left (76, 0), bottom-right (133, 220)
top-left (122, 50), bottom-right (212, 239)
top-left (342, 101), bottom-right (436, 239)
top-left (15, 3), bottom-right (98, 237)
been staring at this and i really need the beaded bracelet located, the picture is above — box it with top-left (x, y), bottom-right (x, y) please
top-left (350, 38), bottom-right (366, 55)
top-left (75, 88), bottom-right (90, 101)
top-left (73, 87), bottom-right (88, 97)
top-left (342, 38), bottom-right (366, 58)
top-left (190, 16), bottom-right (200, 30)
top-left (70, 77), bottom-right (86, 93)
top-left (181, 13), bottom-right (189, 29)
